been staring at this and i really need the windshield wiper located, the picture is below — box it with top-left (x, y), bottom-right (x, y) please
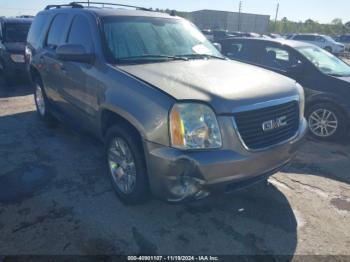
top-left (178, 54), bottom-right (226, 60)
top-left (117, 54), bottom-right (188, 63)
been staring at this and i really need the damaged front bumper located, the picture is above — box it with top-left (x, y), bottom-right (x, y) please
top-left (144, 119), bottom-right (307, 202)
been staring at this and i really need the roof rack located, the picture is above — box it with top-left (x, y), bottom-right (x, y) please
top-left (45, 2), bottom-right (83, 10)
top-left (71, 2), bottom-right (152, 11)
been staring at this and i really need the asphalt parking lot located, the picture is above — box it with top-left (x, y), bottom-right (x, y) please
top-left (0, 77), bottom-right (349, 258)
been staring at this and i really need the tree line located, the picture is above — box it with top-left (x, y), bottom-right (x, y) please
top-left (270, 18), bottom-right (350, 36)
top-left (148, 8), bottom-right (349, 36)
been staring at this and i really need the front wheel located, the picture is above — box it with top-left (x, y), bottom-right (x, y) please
top-left (105, 125), bottom-right (149, 204)
top-left (306, 103), bottom-right (347, 141)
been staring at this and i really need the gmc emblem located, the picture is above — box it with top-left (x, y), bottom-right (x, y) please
top-left (262, 116), bottom-right (288, 132)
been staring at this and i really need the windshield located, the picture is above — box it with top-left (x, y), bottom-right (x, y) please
top-left (102, 17), bottom-right (223, 64)
top-left (323, 35), bottom-right (337, 43)
top-left (4, 23), bottom-right (31, 42)
top-left (297, 46), bottom-right (350, 77)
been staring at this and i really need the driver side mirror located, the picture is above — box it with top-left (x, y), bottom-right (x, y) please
top-left (56, 44), bottom-right (94, 64)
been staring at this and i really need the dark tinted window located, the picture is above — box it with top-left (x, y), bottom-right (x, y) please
top-left (67, 15), bottom-right (93, 51)
top-left (4, 23), bottom-right (31, 42)
top-left (47, 14), bottom-right (69, 49)
top-left (221, 41), bottom-right (255, 61)
top-left (222, 42), bottom-right (243, 59)
top-left (294, 35), bottom-right (315, 41)
top-left (259, 45), bottom-right (301, 71)
top-left (27, 14), bottom-right (49, 47)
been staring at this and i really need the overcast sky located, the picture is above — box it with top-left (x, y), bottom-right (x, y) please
top-left (0, 0), bottom-right (349, 23)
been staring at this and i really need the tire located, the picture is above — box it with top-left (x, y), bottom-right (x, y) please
top-left (33, 77), bottom-right (55, 122)
top-left (105, 125), bottom-right (149, 204)
top-left (324, 46), bottom-right (332, 53)
top-left (306, 102), bottom-right (347, 141)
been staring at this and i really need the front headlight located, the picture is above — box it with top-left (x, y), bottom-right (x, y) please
top-left (296, 83), bottom-right (305, 119)
top-left (10, 54), bottom-right (25, 63)
top-left (169, 103), bottom-right (222, 149)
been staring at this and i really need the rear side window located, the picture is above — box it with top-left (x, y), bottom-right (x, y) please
top-left (222, 41), bottom-right (255, 62)
top-left (27, 14), bottom-right (49, 48)
top-left (259, 45), bottom-right (301, 71)
top-left (223, 42), bottom-right (243, 59)
top-left (47, 14), bottom-right (69, 49)
top-left (67, 15), bottom-right (93, 52)
top-left (294, 35), bottom-right (315, 41)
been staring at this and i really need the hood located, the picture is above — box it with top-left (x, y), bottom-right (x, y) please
top-left (3, 42), bottom-right (26, 53)
top-left (118, 60), bottom-right (299, 114)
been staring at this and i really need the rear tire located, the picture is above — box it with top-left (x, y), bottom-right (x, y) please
top-left (306, 102), bottom-right (347, 141)
top-left (105, 125), bottom-right (149, 204)
top-left (33, 77), bottom-right (55, 123)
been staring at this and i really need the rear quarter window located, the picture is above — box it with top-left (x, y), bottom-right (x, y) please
top-left (27, 14), bottom-right (49, 48)
top-left (67, 15), bottom-right (93, 52)
top-left (46, 14), bottom-right (70, 49)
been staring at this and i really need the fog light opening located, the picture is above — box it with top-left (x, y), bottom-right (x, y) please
top-left (168, 176), bottom-right (208, 202)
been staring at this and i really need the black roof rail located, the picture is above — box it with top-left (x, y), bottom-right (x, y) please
top-left (44, 2), bottom-right (83, 10)
top-left (71, 1), bottom-right (152, 11)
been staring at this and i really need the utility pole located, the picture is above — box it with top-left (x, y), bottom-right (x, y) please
top-left (274, 2), bottom-right (279, 32)
top-left (88, 0), bottom-right (90, 6)
top-left (238, 1), bottom-right (242, 31)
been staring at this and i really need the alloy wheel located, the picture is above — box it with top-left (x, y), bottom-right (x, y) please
top-left (308, 108), bottom-right (338, 138)
top-left (108, 137), bottom-right (137, 194)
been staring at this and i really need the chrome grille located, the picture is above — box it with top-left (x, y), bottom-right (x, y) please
top-left (233, 101), bottom-right (299, 150)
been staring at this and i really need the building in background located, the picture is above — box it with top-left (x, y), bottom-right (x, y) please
top-left (188, 10), bottom-right (270, 33)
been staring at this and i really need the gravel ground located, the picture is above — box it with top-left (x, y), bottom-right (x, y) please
top-left (0, 78), bottom-right (349, 258)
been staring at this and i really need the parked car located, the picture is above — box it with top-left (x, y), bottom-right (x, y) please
top-left (290, 34), bottom-right (345, 55)
top-left (230, 31), bottom-right (261, 38)
top-left (27, 3), bottom-right (306, 203)
top-left (218, 37), bottom-right (350, 141)
top-left (0, 17), bottom-right (32, 85)
top-left (268, 33), bottom-right (283, 39)
top-left (336, 35), bottom-right (350, 51)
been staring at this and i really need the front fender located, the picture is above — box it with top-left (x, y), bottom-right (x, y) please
top-left (96, 68), bottom-right (175, 146)
top-left (98, 103), bottom-right (148, 140)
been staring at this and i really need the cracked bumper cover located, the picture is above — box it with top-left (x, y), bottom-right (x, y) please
top-left (144, 119), bottom-right (307, 201)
